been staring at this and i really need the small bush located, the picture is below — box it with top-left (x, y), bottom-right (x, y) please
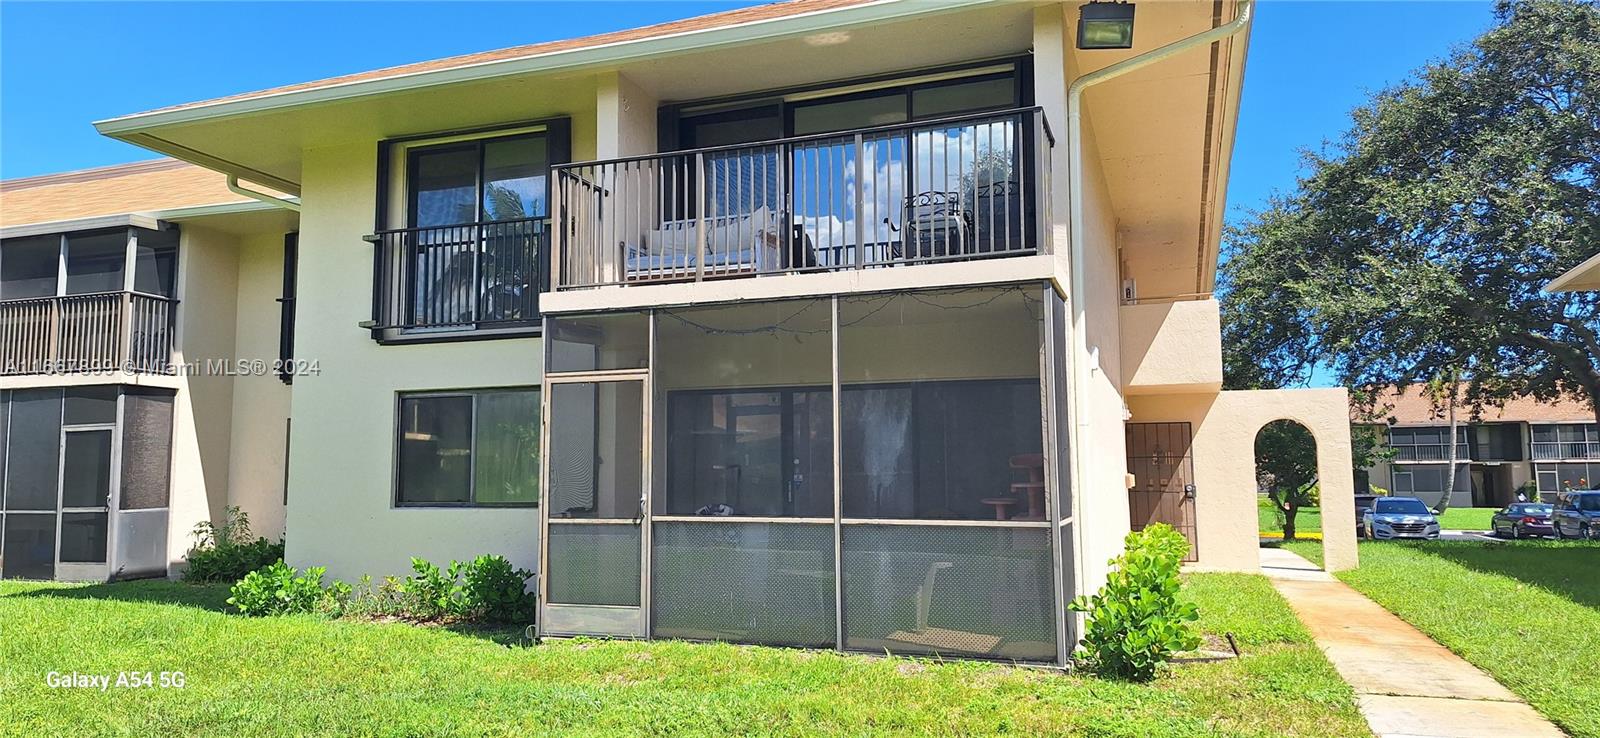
top-left (460, 555), bottom-right (536, 622)
top-left (184, 506), bottom-right (285, 583)
top-left (227, 561), bottom-right (341, 617)
top-left (400, 557), bottom-right (467, 620)
top-left (1069, 523), bottom-right (1200, 681)
top-left (227, 554), bottom-right (536, 625)
top-left (341, 575), bottom-right (408, 619)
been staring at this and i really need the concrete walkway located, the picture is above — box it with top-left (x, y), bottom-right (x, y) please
top-left (1259, 547), bottom-right (1566, 738)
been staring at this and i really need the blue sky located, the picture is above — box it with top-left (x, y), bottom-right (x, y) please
top-left (1, 0), bottom-right (1495, 228)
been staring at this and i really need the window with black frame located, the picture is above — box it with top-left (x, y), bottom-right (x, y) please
top-left (393, 132), bottom-right (551, 331)
top-left (395, 388), bottom-right (540, 507)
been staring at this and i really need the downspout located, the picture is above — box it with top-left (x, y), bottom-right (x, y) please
top-left (1063, 0), bottom-right (1252, 560)
top-left (228, 175), bottom-right (300, 212)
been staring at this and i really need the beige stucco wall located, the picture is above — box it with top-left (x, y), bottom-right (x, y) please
top-left (166, 224), bottom-right (242, 566)
top-left (1035, 5), bottom-right (1132, 595)
top-left (1127, 388), bottom-right (1358, 573)
top-left (224, 232), bottom-right (292, 540)
top-left (1119, 299), bottom-right (1223, 394)
top-left (283, 140), bottom-right (550, 582)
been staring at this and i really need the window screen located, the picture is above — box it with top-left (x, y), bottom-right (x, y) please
top-left (59, 513), bottom-right (108, 564)
top-left (64, 231), bottom-right (127, 295)
top-left (64, 386), bottom-right (118, 425)
top-left (62, 430), bottom-right (112, 508)
top-left (841, 525), bottom-right (1054, 661)
top-left (120, 388), bottom-right (175, 510)
top-left (2, 513), bottom-right (54, 580)
top-left (4, 389), bottom-right (62, 511)
top-left (0, 235), bottom-right (60, 299)
top-left (841, 380), bottom-right (1042, 520)
top-left (132, 228), bottom-right (179, 297)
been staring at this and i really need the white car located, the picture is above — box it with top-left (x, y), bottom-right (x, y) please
top-left (1363, 496), bottom-right (1441, 540)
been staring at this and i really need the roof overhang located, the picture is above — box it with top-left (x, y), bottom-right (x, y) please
top-left (1545, 251), bottom-right (1600, 293)
top-left (0, 213), bottom-right (166, 240)
top-left (92, 0), bottom-right (997, 194)
top-left (0, 200), bottom-right (295, 240)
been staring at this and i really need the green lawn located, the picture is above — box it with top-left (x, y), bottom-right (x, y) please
top-left (1283, 539), bottom-right (1600, 738)
top-left (1433, 507), bottom-right (1497, 530)
top-left (1257, 498), bottom-right (1322, 535)
top-left (0, 575), bottom-right (1369, 737)
top-left (1260, 504), bottom-right (1497, 534)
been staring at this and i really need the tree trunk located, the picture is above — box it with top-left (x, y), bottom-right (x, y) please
top-left (1439, 377), bottom-right (1462, 514)
top-left (1283, 503), bottom-right (1299, 541)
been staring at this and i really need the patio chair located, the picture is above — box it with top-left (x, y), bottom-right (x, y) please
top-left (886, 191), bottom-right (973, 261)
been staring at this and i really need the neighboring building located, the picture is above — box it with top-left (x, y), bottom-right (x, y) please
top-left (1360, 385), bottom-right (1599, 508)
top-left (0, 160), bottom-right (297, 581)
top-left (3, 0), bottom-right (1356, 664)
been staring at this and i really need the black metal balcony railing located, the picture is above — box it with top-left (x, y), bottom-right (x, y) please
top-left (0, 291), bottom-right (175, 375)
top-left (1531, 441), bottom-right (1600, 460)
top-left (552, 107), bottom-right (1054, 290)
top-left (367, 217), bottom-right (547, 333)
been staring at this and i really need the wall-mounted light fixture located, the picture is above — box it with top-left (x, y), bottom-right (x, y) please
top-left (1077, 1), bottom-right (1136, 50)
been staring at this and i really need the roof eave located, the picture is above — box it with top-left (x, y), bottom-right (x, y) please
top-left (1545, 251), bottom-right (1600, 293)
top-left (93, 0), bottom-right (993, 136)
top-left (0, 200), bottom-right (296, 240)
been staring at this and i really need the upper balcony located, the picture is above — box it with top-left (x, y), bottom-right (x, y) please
top-left (1, 227), bottom-right (178, 377)
top-left (366, 217), bottom-right (548, 340)
top-left (1531, 423), bottom-right (1600, 460)
top-left (550, 108), bottom-right (1052, 294)
top-left (2, 291), bottom-right (175, 376)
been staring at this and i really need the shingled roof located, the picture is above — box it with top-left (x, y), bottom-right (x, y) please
top-left (0, 159), bottom-right (252, 228)
top-left (1364, 384), bottom-right (1596, 426)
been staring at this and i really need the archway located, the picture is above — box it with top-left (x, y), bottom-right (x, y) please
top-left (1255, 420), bottom-right (1322, 550)
top-left (1125, 388), bottom-right (1357, 572)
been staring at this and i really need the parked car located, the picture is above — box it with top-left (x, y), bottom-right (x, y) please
top-left (1553, 491), bottom-right (1600, 540)
top-left (1363, 496), bottom-right (1441, 540)
top-left (1354, 494), bottom-right (1382, 539)
top-left (1490, 503), bottom-right (1554, 539)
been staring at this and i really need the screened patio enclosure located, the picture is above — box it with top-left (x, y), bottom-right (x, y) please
top-left (538, 284), bottom-right (1075, 664)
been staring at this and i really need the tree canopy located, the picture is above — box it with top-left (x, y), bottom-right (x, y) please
top-left (1221, 0), bottom-right (1600, 422)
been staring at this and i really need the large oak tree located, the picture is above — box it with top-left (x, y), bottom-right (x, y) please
top-left (1221, 0), bottom-right (1600, 425)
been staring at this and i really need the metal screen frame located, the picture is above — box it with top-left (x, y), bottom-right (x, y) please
top-left (537, 284), bottom-right (1072, 663)
top-left (538, 311), bottom-right (654, 638)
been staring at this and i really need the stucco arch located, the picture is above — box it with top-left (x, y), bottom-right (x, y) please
top-left (1125, 388), bottom-right (1358, 572)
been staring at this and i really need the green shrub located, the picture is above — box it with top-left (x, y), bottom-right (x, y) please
top-left (459, 555), bottom-right (536, 622)
top-left (342, 575), bottom-right (408, 619)
top-left (1069, 523), bottom-right (1201, 681)
top-left (184, 506), bottom-right (285, 583)
top-left (400, 557), bottom-right (467, 620)
top-left (227, 562), bottom-right (340, 617)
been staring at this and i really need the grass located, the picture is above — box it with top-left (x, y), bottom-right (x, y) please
top-left (0, 575), bottom-right (1369, 737)
top-left (1433, 507), bottom-right (1497, 530)
top-left (1260, 503), bottom-right (1499, 534)
top-left (1282, 539), bottom-right (1600, 738)
top-left (1256, 498), bottom-right (1322, 536)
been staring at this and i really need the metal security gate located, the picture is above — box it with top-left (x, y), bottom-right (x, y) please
top-left (1124, 422), bottom-right (1198, 562)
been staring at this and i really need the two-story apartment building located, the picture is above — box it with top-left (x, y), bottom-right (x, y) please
top-left (1, 0), bottom-right (1357, 665)
top-left (0, 160), bottom-right (296, 581)
top-left (1362, 385), bottom-right (1600, 507)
